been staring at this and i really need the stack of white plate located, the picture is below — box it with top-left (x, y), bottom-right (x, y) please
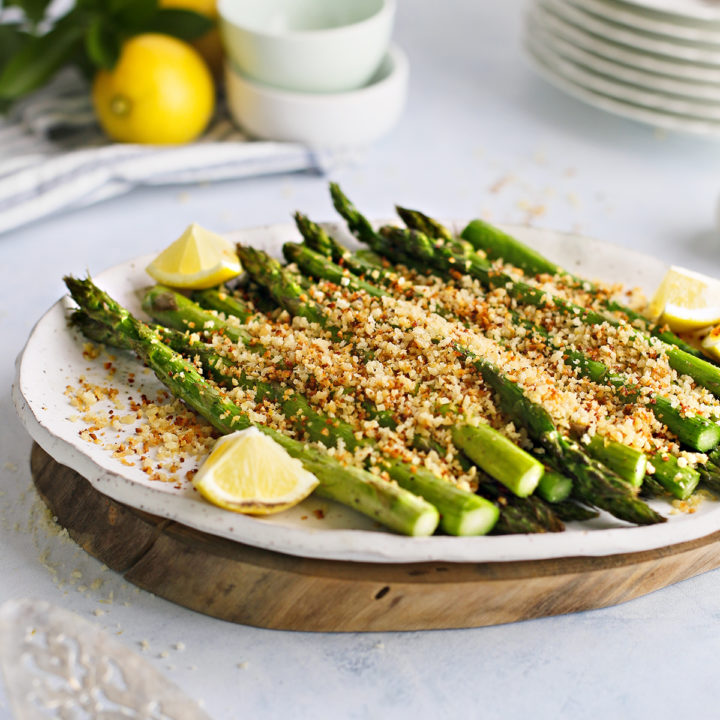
top-left (525, 0), bottom-right (720, 137)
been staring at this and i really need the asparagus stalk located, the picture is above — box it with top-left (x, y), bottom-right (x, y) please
top-left (536, 469), bottom-right (573, 503)
top-left (452, 423), bottom-right (545, 497)
top-left (84, 305), bottom-right (499, 537)
top-left (460, 218), bottom-right (710, 360)
top-left (142, 286), bottom-right (254, 346)
top-left (329, 182), bottom-right (432, 276)
top-left (294, 212), bottom-right (396, 284)
top-left (376, 223), bottom-right (720, 398)
top-left (65, 277), bottom-right (440, 537)
top-left (585, 435), bottom-right (647, 488)
top-left (292, 213), bottom-right (720, 453)
top-left (190, 288), bottom-right (254, 323)
top-left (650, 454), bottom-right (700, 500)
top-left (235, 248), bottom-right (575, 531)
top-left (550, 499), bottom-right (599, 522)
top-left (144, 285), bottom-right (399, 432)
top-left (515, 315), bottom-right (720, 452)
top-left (235, 246), bottom-right (336, 332)
top-left (74, 310), bottom-right (366, 454)
top-left (474, 473), bottom-right (564, 534)
top-left (282, 242), bottom-right (389, 299)
top-left (471, 354), bottom-right (665, 525)
top-left (396, 205), bottom-right (454, 242)
top-left (247, 237), bottom-right (664, 526)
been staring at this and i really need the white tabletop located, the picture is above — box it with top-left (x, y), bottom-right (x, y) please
top-left (3, 2), bottom-right (720, 718)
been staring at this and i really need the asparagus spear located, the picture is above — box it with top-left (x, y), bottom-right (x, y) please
top-left (329, 182), bottom-right (432, 276)
top-left (75, 308), bottom-right (375, 460)
top-left (452, 423), bottom-right (545, 497)
top-left (295, 203), bottom-right (720, 453)
top-left (243, 241), bottom-right (665, 526)
top-left (190, 287), bottom-right (254, 322)
top-left (294, 212), bottom-right (396, 284)
top-left (459, 218), bottom-right (710, 361)
top-left (187, 286), bottom-right (569, 534)
top-left (65, 276), bottom-right (440, 537)
top-left (378, 222), bottom-right (720, 398)
top-left (236, 245), bottom-right (340, 333)
top-left (143, 284), bottom-right (399, 432)
top-left (396, 205), bottom-right (454, 242)
top-left (297, 223), bottom-right (719, 505)
top-left (649, 454), bottom-right (700, 500)
top-left (514, 314), bottom-right (720, 452)
top-left (585, 435), bottom-right (646, 488)
top-left (142, 285), bottom-right (254, 346)
top-left (282, 242), bottom-right (389, 299)
top-left (140, 292), bottom-right (499, 536)
top-left (536, 468), bottom-right (573, 503)
top-left (551, 499), bottom-right (600, 522)
top-left (471, 354), bottom-right (664, 524)
top-left (475, 473), bottom-right (564, 534)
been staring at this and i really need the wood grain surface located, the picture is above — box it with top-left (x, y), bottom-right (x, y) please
top-left (30, 443), bottom-right (720, 632)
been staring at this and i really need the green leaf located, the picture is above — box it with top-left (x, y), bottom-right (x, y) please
top-left (5, 0), bottom-right (53, 25)
top-left (149, 8), bottom-right (214, 40)
top-left (85, 17), bottom-right (121, 70)
top-left (0, 24), bottom-right (30, 69)
top-left (109, 0), bottom-right (159, 31)
top-left (0, 22), bottom-right (84, 100)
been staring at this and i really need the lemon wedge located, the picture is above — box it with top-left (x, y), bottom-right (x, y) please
top-left (647, 265), bottom-right (720, 333)
top-left (146, 223), bottom-right (242, 289)
top-left (193, 428), bottom-right (319, 514)
top-left (702, 325), bottom-right (720, 361)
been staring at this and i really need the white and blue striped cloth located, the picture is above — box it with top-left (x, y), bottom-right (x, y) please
top-left (0, 70), bottom-right (330, 235)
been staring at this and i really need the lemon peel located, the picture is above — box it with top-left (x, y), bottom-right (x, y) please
top-left (647, 265), bottom-right (720, 333)
top-left (146, 223), bottom-right (242, 289)
top-left (193, 428), bottom-right (319, 515)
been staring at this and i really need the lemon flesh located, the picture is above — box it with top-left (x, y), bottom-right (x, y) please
top-left (146, 223), bottom-right (242, 289)
top-left (702, 325), bottom-right (720, 361)
top-left (193, 428), bottom-right (319, 514)
top-left (647, 265), bottom-right (720, 333)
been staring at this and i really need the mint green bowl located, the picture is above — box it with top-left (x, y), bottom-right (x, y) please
top-left (218, 0), bottom-right (395, 93)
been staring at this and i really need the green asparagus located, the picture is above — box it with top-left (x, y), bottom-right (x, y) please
top-left (66, 276), bottom-right (440, 537)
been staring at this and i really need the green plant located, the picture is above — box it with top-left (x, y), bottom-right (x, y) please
top-left (0, 0), bottom-right (212, 108)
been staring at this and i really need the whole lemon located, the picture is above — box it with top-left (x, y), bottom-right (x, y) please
top-left (159, 0), bottom-right (224, 76)
top-left (92, 34), bottom-right (215, 145)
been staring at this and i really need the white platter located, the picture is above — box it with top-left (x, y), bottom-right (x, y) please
top-left (540, 0), bottom-right (720, 62)
top-left (567, 0), bottom-right (720, 44)
top-left (13, 222), bottom-right (720, 564)
top-left (531, 20), bottom-right (720, 103)
top-left (532, 5), bottom-right (720, 83)
top-left (528, 33), bottom-right (720, 120)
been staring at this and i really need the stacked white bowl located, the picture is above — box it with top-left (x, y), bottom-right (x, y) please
top-left (525, 0), bottom-right (720, 137)
top-left (218, 0), bottom-right (408, 148)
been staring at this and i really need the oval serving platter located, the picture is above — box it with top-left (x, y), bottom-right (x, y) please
top-left (14, 221), bottom-right (720, 564)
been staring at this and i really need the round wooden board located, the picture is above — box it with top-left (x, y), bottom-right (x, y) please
top-left (30, 443), bottom-right (720, 632)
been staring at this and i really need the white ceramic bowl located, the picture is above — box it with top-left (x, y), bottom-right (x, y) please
top-left (218, 0), bottom-right (395, 93)
top-left (225, 45), bottom-right (409, 148)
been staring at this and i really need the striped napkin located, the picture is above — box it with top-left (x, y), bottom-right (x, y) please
top-left (0, 70), bottom-right (330, 236)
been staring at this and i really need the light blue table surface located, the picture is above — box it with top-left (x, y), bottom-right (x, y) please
top-left (3, 2), bottom-right (720, 718)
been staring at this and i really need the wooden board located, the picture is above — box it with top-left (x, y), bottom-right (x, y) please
top-left (30, 443), bottom-right (720, 632)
